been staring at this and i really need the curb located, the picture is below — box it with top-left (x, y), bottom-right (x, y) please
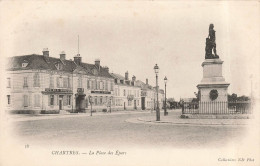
top-left (137, 117), bottom-right (250, 126)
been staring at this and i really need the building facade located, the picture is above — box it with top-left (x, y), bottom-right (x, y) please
top-left (135, 79), bottom-right (164, 111)
top-left (6, 49), bottom-right (114, 114)
top-left (110, 72), bottom-right (141, 111)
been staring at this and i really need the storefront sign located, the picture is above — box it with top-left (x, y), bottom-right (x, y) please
top-left (91, 90), bottom-right (111, 94)
top-left (44, 88), bottom-right (72, 93)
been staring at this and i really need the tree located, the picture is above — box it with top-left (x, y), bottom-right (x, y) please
top-left (228, 93), bottom-right (250, 102)
top-left (228, 93), bottom-right (238, 102)
top-left (166, 98), bottom-right (178, 109)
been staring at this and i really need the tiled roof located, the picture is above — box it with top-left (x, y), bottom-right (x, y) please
top-left (135, 80), bottom-right (154, 90)
top-left (110, 73), bottom-right (125, 80)
top-left (7, 54), bottom-right (113, 78)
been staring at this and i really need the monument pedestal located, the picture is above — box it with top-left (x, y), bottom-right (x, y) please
top-left (197, 59), bottom-right (230, 114)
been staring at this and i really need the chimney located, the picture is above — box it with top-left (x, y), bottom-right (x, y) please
top-left (103, 66), bottom-right (109, 72)
top-left (95, 59), bottom-right (100, 68)
top-left (132, 75), bottom-right (136, 82)
top-left (146, 78), bottom-right (148, 85)
top-left (125, 71), bottom-right (129, 80)
top-left (74, 54), bottom-right (82, 65)
top-left (42, 48), bottom-right (49, 57)
top-left (60, 51), bottom-right (66, 61)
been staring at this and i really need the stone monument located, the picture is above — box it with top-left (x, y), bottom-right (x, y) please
top-left (197, 24), bottom-right (230, 114)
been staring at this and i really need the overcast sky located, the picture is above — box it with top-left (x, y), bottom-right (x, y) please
top-left (1, 1), bottom-right (259, 100)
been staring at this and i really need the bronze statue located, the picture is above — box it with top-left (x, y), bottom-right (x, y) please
top-left (205, 24), bottom-right (219, 59)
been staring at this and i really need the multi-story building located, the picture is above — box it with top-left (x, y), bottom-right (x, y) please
top-left (110, 72), bottom-right (141, 111)
top-left (135, 79), bottom-right (155, 110)
top-left (135, 79), bottom-right (164, 110)
top-left (6, 48), bottom-right (114, 114)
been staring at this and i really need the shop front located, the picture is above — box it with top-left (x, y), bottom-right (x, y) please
top-left (75, 88), bottom-right (86, 113)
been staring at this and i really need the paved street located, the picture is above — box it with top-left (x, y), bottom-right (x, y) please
top-left (11, 110), bottom-right (248, 148)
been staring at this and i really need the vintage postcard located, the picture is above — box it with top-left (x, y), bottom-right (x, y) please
top-left (0, 1), bottom-right (259, 166)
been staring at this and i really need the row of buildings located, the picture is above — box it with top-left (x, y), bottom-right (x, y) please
top-left (6, 48), bottom-right (165, 114)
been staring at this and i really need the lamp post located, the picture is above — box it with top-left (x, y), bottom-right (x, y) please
top-left (88, 95), bottom-right (93, 116)
top-left (154, 64), bottom-right (160, 121)
top-left (164, 76), bottom-right (168, 116)
top-left (110, 96), bottom-right (112, 113)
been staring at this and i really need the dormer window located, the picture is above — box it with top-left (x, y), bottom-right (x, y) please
top-left (22, 60), bottom-right (29, 68)
top-left (55, 62), bottom-right (62, 70)
top-left (92, 69), bottom-right (98, 76)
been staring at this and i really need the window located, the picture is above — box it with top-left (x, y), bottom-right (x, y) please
top-left (68, 77), bottom-right (71, 88)
top-left (95, 80), bottom-right (98, 90)
top-left (34, 94), bottom-right (40, 107)
top-left (137, 100), bottom-right (139, 106)
top-left (33, 73), bottom-right (40, 87)
top-left (22, 62), bottom-right (28, 67)
top-left (104, 97), bottom-right (107, 104)
top-left (7, 78), bottom-right (11, 88)
top-left (124, 89), bottom-right (126, 96)
top-left (55, 63), bottom-right (62, 70)
top-left (110, 81), bottom-right (114, 91)
top-left (100, 97), bottom-right (103, 105)
top-left (68, 95), bottom-right (71, 105)
top-left (24, 95), bottom-right (28, 107)
top-left (63, 78), bottom-right (68, 88)
top-left (63, 95), bottom-right (67, 106)
top-left (94, 97), bottom-right (97, 105)
top-left (56, 77), bottom-right (60, 88)
top-left (50, 75), bottom-right (54, 88)
top-left (50, 95), bottom-right (54, 106)
top-left (87, 80), bottom-right (90, 89)
top-left (23, 77), bottom-right (28, 87)
top-left (100, 81), bottom-right (103, 90)
top-left (7, 95), bottom-right (10, 105)
top-left (128, 100), bottom-right (132, 106)
top-left (105, 81), bottom-right (108, 90)
top-left (91, 80), bottom-right (94, 90)
top-left (97, 81), bottom-right (100, 90)
top-left (78, 77), bottom-right (82, 88)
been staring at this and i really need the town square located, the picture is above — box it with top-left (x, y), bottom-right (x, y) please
top-left (1, 1), bottom-right (259, 166)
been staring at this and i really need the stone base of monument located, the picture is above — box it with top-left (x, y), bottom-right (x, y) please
top-left (181, 114), bottom-right (252, 119)
top-left (197, 58), bottom-right (230, 114)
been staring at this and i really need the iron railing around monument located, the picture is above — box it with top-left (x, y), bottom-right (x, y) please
top-left (182, 101), bottom-right (252, 115)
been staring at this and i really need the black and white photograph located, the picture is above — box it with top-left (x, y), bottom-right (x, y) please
top-left (0, 1), bottom-right (259, 166)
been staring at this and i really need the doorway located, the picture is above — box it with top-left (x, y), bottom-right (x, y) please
top-left (141, 97), bottom-right (145, 110)
top-left (75, 95), bottom-right (86, 112)
top-left (59, 95), bottom-right (63, 110)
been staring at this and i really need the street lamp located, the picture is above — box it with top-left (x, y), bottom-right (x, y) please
top-left (164, 76), bottom-right (168, 116)
top-left (88, 95), bottom-right (93, 116)
top-left (154, 64), bottom-right (160, 121)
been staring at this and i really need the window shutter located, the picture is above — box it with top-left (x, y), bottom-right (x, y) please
top-left (29, 94), bottom-right (31, 106)
top-left (68, 77), bottom-right (70, 88)
top-left (33, 74), bottom-right (36, 87)
top-left (48, 95), bottom-right (50, 106)
top-left (54, 95), bottom-right (56, 105)
top-left (56, 95), bottom-right (59, 106)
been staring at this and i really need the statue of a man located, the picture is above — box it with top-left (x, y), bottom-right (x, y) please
top-left (205, 24), bottom-right (219, 59)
